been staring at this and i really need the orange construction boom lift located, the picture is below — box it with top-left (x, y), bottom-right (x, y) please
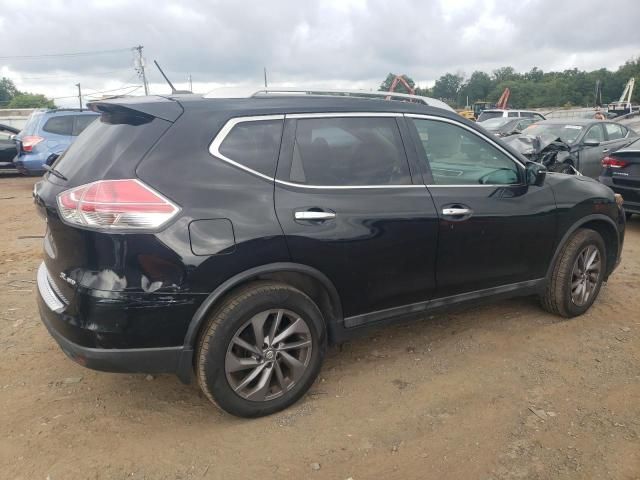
top-left (494, 88), bottom-right (511, 109)
top-left (386, 75), bottom-right (416, 99)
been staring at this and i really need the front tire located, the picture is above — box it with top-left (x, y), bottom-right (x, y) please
top-left (540, 229), bottom-right (606, 318)
top-left (196, 282), bottom-right (326, 417)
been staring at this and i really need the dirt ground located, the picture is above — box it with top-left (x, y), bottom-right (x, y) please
top-left (1, 174), bottom-right (639, 480)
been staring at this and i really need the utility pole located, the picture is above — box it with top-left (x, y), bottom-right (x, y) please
top-left (75, 83), bottom-right (82, 111)
top-left (188, 74), bottom-right (193, 93)
top-left (264, 67), bottom-right (268, 88)
top-left (135, 45), bottom-right (149, 95)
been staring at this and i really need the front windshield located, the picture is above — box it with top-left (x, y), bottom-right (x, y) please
top-left (521, 123), bottom-right (583, 144)
top-left (480, 117), bottom-right (511, 129)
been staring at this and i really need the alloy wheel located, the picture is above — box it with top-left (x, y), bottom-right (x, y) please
top-left (570, 245), bottom-right (601, 307)
top-left (225, 309), bottom-right (313, 401)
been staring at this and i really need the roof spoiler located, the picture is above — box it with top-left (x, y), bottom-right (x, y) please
top-left (87, 95), bottom-right (183, 123)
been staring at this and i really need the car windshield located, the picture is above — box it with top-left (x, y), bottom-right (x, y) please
top-left (521, 123), bottom-right (584, 144)
top-left (477, 111), bottom-right (503, 122)
top-left (480, 117), bottom-right (512, 129)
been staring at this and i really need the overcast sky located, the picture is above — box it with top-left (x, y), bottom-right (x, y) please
top-left (1, 0), bottom-right (639, 107)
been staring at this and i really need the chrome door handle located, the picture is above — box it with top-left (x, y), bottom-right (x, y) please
top-left (602, 148), bottom-right (609, 153)
top-left (294, 211), bottom-right (336, 220)
top-left (442, 207), bottom-right (471, 216)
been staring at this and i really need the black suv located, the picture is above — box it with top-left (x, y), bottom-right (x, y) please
top-left (34, 92), bottom-right (625, 417)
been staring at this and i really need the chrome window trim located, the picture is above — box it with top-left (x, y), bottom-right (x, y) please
top-left (209, 114), bottom-right (285, 182)
top-left (209, 112), bottom-right (422, 189)
top-left (286, 112), bottom-right (402, 119)
top-left (209, 112), bottom-right (527, 190)
top-left (275, 179), bottom-right (424, 190)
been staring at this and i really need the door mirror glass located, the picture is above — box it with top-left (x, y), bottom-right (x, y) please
top-left (525, 162), bottom-right (546, 186)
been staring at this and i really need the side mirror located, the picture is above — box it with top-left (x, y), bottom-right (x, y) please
top-left (525, 162), bottom-right (546, 186)
top-left (583, 140), bottom-right (600, 147)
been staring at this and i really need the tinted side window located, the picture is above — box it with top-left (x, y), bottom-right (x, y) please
top-left (218, 119), bottom-right (283, 177)
top-left (520, 112), bottom-right (534, 118)
top-left (287, 117), bottom-right (411, 186)
top-left (584, 124), bottom-right (604, 142)
top-left (508, 111), bottom-right (519, 117)
top-left (42, 116), bottom-right (73, 136)
top-left (72, 115), bottom-right (98, 136)
top-left (411, 118), bottom-right (519, 185)
top-left (604, 123), bottom-right (623, 140)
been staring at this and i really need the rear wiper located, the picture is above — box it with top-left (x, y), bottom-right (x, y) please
top-left (43, 165), bottom-right (68, 182)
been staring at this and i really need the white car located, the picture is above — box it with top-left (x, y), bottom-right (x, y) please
top-left (477, 109), bottom-right (546, 123)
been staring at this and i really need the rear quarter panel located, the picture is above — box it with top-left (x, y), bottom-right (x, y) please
top-left (135, 103), bottom-right (291, 295)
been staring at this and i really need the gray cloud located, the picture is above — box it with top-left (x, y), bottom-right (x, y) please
top-left (1, 0), bottom-right (639, 105)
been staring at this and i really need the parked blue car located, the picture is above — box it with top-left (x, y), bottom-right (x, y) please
top-left (13, 109), bottom-right (99, 175)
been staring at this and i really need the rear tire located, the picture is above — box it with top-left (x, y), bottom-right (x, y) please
top-left (540, 229), bottom-right (606, 318)
top-left (196, 281), bottom-right (326, 418)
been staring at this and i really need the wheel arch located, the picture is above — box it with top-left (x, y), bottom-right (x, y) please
top-left (183, 263), bottom-right (343, 351)
top-left (546, 214), bottom-right (620, 281)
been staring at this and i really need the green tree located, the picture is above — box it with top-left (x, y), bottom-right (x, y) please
top-left (0, 77), bottom-right (20, 106)
top-left (460, 71), bottom-right (493, 104)
top-left (432, 73), bottom-right (464, 105)
top-left (7, 93), bottom-right (55, 109)
top-left (492, 66), bottom-right (520, 84)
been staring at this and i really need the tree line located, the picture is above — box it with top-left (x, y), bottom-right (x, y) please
top-left (0, 77), bottom-right (55, 109)
top-left (2, 56), bottom-right (639, 110)
top-left (379, 56), bottom-right (640, 109)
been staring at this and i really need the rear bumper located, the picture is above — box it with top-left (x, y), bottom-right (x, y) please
top-left (36, 262), bottom-right (195, 383)
top-left (600, 176), bottom-right (640, 214)
top-left (13, 154), bottom-right (47, 175)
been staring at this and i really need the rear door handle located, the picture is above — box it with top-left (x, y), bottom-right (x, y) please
top-left (442, 207), bottom-right (472, 216)
top-left (602, 148), bottom-right (609, 153)
top-left (294, 210), bottom-right (336, 220)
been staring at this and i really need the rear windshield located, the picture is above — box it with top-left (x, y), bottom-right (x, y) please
top-left (49, 114), bottom-right (172, 186)
top-left (477, 111), bottom-right (503, 122)
top-left (43, 116), bottom-right (74, 136)
top-left (18, 112), bottom-right (44, 136)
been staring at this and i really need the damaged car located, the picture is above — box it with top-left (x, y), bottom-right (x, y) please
top-left (509, 119), bottom-right (638, 178)
top-left (478, 117), bottom-right (538, 138)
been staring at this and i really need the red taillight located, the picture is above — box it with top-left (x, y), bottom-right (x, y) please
top-left (602, 156), bottom-right (629, 169)
top-left (21, 135), bottom-right (44, 152)
top-left (57, 179), bottom-right (180, 230)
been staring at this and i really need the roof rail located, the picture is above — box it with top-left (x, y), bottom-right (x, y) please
top-left (204, 87), bottom-right (455, 112)
top-left (253, 88), bottom-right (455, 112)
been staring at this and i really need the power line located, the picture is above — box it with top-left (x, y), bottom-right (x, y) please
top-left (83, 85), bottom-right (142, 98)
top-left (49, 84), bottom-right (141, 101)
top-left (8, 68), bottom-right (132, 81)
top-left (0, 47), bottom-right (133, 60)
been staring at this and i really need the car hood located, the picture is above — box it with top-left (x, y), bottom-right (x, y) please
top-left (503, 132), bottom-right (571, 156)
